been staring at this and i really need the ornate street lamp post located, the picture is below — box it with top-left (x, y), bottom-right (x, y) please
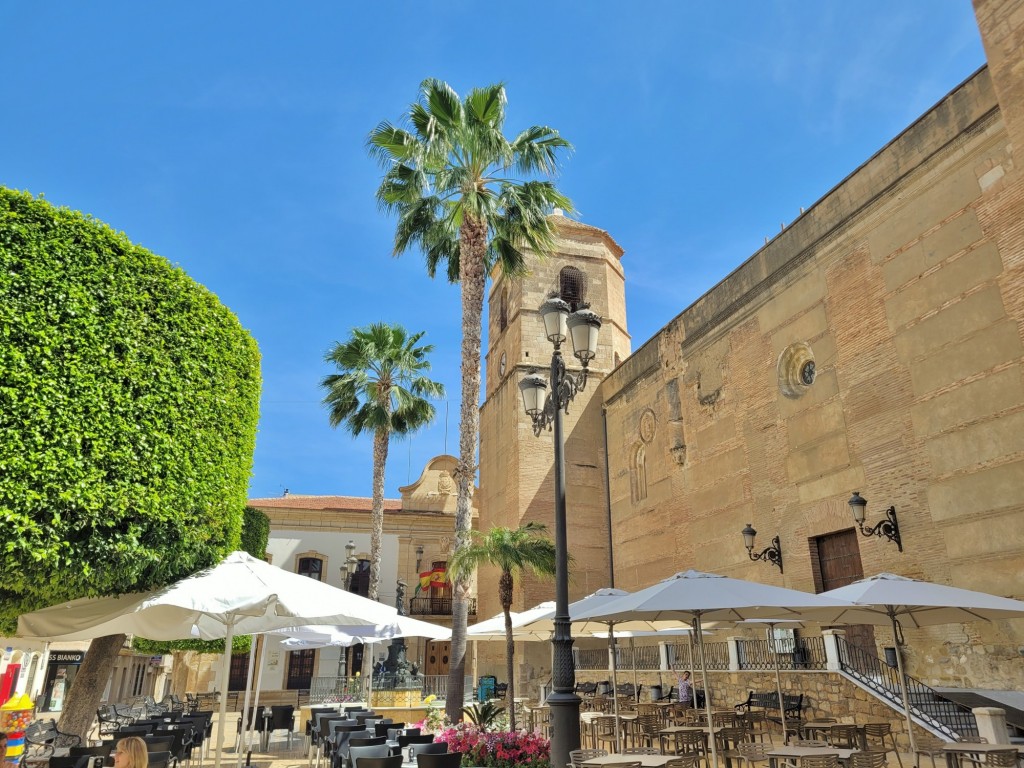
top-left (519, 297), bottom-right (601, 768)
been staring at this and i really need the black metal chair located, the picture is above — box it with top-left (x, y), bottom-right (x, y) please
top-left (25, 720), bottom-right (83, 759)
top-left (415, 752), bottom-right (463, 768)
top-left (269, 705), bottom-right (296, 748)
top-left (148, 751), bottom-right (173, 768)
top-left (358, 757), bottom-right (402, 768)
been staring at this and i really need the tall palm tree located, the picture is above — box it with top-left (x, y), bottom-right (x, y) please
top-left (448, 522), bottom-right (556, 731)
top-left (369, 79), bottom-right (573, 720)
top-left (321, 322), bottom-right (445, 617)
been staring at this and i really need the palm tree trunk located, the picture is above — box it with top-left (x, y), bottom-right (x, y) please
top-left (364, 427), bottom-right (389, 683)
top-left (500, 570), bottom-right (516, 731)
top-left (446, 212), bottom-right (488, 724)
top-left (369, 428), bottom-right (388, 602)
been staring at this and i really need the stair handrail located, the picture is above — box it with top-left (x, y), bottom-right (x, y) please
top-left (836, 635), bottom-right (976, 740)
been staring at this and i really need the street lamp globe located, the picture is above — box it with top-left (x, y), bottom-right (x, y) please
top-left (540, 297), bottom-right (570, 344)
top-left (518, 374), bottom-right (549, 417)
top-left (567, 309), bottom-right (602, 364)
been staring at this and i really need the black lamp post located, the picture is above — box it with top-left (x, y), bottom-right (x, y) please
top-left (740, 523), bottom-right (784, 573)
top-left (519, 297), bottom-right (601, 768)
top-left (848, 491), bottom-right (903, 552)
top-left (338, 541), bottom-right (359, 678)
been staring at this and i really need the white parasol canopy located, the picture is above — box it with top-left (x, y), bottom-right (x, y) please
top-left (467, 602), bottom-right (558, 642)
top-left (575, 570), bottom-right (858, 768)
top-left (820, 572), bottom-right (1024, 752)
top-left (17, 551), bottom-right (402, 768)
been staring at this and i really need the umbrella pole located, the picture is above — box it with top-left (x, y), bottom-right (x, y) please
top-left (890, 614), bottom-right (918, 755)
top-left (236, 634), bottom-right (258, 766)
top-left (244, 637), bottom-right (267, 762)
top-left (767, 624), bottom-right (788, 744)
top-left (629, 637), bottom-right (639, 702)
top-left (608, 628), bottom-right (622, 752)
top-left (214, 619), bottom-right (235, 768)
top-left (694, 615), bottom-right (718, 768)
top-left (365, 640), bottom-right (374, 708)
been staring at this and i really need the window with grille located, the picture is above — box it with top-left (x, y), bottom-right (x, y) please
top-left (558, 266), bottom-right (588, 312)
top-left (297, 557), bottom-right (322, 581)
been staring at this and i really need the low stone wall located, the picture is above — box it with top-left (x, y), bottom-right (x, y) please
top-left (574, 669), bottom-right (935, 749)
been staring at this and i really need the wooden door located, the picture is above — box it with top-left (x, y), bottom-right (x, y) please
top-left (814, 529), bottom-right (876, 651)
top-left (286, 649), bottom-right (315, 690)
top-left (424, 640), bottom-right (450, 677)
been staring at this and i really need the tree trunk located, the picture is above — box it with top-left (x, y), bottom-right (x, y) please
top-left (58, 633), bottom-right (125, 741)
top-left (364, 426), bottom-right (390, 684)
top-left (500, 570), bottom-right (516, 731)
top-left (446, 213), bottom-right (488, 724)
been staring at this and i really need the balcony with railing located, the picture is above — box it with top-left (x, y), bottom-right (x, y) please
top-left (409, 596), bottom-right (477, 616)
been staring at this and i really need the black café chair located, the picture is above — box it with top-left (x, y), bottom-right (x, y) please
top-left (349, 744), bottom-right (390, 768)
top-left (147, 752), bottom-right (173, 768)
top-left (305, 708), bottom-right (338, 757)
top-left (397, 734), bottom-right (433, 749)
top-left (142, 736), bottom-right (175, 754)
top-left (268, 705), bottom-right (296, 748)
top-left (410, 743), bottom-right (447, 760)
top-left (48, 758), bottom-right (93, 768)
top-left (378, 722), bottom-right (404, 739)
top-left (416, 753), bottom-right (463, 768)
top-left (358, 757), bottom-right (402, 768)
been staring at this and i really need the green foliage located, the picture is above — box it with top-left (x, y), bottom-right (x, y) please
top-left (369, 79), bottom-right (574, 283)
top-left (0, 188), bottom-right (261, 622)
top-left (132, 633), bottom-right (252, 655)
top-left (321, 323), bottom-right (445, 437)
top-left (240, 506), bottom-right (270, 559)
top-left (447, 522), bottom-right (557, 588)
top-left (461, 700), bottom-right (506, 729)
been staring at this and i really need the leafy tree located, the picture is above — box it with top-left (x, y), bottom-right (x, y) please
top-left (448, 523), bottom-right (556, 730)
top-left (321, 323), bottom-right (444, 673)
top-left (0, 188), bottom-right (260, 736)
top-left (369, 80), bottom-right (572, 720)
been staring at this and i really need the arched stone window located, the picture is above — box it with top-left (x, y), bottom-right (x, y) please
top-left (558, 266), bottom-right (588, 312)
top-left (631, 443), bottom-right (648, 503)
top-left (499, 287), bottom-right (509, 331)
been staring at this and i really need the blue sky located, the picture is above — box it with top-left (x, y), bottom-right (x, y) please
top-left (1, 3), bottom-right (984, 501)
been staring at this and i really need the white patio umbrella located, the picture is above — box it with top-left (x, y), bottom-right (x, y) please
top-left (574, 570), bottom-right (857, 768)
top-left (467, 602), bottom-right (558, 642)
top-left (17, 551), bottom-right (401, 768)
top-left (820, 572), bottom-right (1024, 753)
top-left (470, 590), bottom-right (689, 750)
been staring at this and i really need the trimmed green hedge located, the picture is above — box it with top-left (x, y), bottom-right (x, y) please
top-left (0, 188), bottom-right (261, 622)
top-left (132, 507), bottom-right (269, 655)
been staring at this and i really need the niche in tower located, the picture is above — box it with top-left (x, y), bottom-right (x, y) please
top-left (558, 265), bottom-right (589, 311)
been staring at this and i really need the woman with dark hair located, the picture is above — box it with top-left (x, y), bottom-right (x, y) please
top-left (113, 737), bottom-right (148, 768)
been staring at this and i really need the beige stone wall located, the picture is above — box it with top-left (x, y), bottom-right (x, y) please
top-left (599, 63), bottom-right (1024, 691)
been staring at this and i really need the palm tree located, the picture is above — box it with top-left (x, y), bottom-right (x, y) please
top-left (448, 522), bottom-right (556, 731)
top-left (369, 79), bottom-right (573, 720)
top-left (321, 323), bottom-right (444, 617)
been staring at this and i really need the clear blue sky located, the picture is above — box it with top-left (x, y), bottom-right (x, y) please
top-left (1, 2), bottom-right (984, 501)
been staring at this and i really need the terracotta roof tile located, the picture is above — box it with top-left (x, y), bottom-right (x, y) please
top-left (248, 495), bottom-right (403, 512)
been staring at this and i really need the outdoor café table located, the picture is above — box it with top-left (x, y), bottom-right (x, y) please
top-left (582, 754), bottom-right (677, 768)
top-left (657, 725), bottom-right (721, 754)
top-left (767, 746), bottom-right (859, 768)
top-left (939, 742), bottom-right (1024, 768)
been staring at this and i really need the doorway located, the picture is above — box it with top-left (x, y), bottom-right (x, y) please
top-left (813, 529), bottom-right (877, 652)
top-left (423, 640), bottom-right (450, 677)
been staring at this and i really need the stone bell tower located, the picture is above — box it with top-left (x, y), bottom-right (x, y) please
top-left (476, 212), bottom-right (629, 689)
